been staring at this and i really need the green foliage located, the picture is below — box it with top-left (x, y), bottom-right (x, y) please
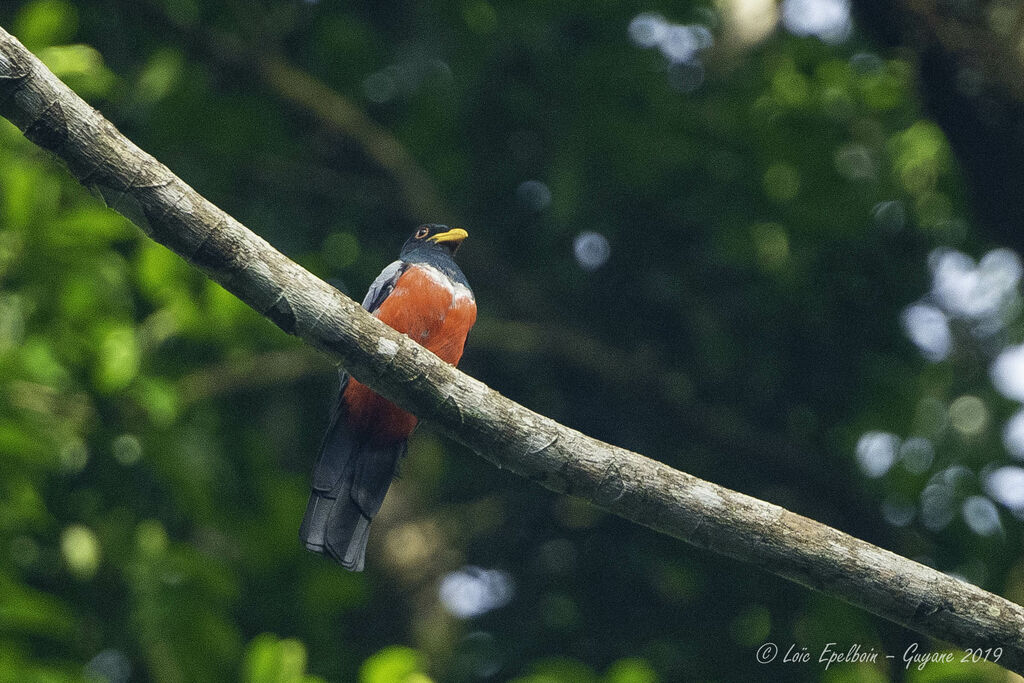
top-left (13, 0), bottom-right (77, 50)
top-left (243, 634), bottom-right (325, 683)
top-left (509, 657), bottom-right (597, 683)
top-left (359, 646), bottom-right (429, 683)
top-left (603, 658), bottom-right (659, 683)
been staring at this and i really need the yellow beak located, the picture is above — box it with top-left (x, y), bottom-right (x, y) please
top-left (428, 228), bottom-right (469, 245)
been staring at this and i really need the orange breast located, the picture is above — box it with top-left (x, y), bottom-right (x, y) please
top-left (344, 265), bottom-right (477, 443)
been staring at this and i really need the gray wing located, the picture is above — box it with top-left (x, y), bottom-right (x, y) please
top-left (361, 260), bottom-right (406, 313)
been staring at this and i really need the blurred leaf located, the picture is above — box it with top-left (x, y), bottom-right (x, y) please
top-left (359, 646), bottom-right (428, 683)
top-left (132, 376), bottom-right (179, 427)
top-left (0, 575), bottom-right (76, 640)
top-left (822, 662), bottom-right (891, 682)
top-left (60, 523), bottom-right (101, 579)
top-left (49, 206), bottom-right (133, 246)
top-left (13, 0), bottom-right (77, 50)
top-left (93, 324), bottom-right (140, 392)
top-left (137, 48), bottom-right (185, 104)
top-left (511, 657), bottom-right (598, 683)
top-left (1, 157), bottom-right (48, 232)
top-left (37, 44), bottom-right (116, 97)
top-left (244, 634), bottom-right (315, 683)
top-left (19, 337), bottom-right (67, 385)
top-left (603, 658), bottom-right (659, 683)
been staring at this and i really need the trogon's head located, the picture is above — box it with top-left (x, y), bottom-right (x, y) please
top-left (400, 224), bottom-right (468, 260)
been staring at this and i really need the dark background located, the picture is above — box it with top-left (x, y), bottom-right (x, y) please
top-left (1, 0), bottom-right (1023, 680)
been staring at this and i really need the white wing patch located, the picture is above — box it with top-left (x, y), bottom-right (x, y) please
top-left (361, 260), bottom-right (405, 312)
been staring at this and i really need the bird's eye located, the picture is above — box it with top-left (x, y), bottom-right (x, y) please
top-left (415, 227), bottom-right (430, 239)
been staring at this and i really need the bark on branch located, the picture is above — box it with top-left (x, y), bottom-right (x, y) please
top-left (2, 25), bottom-right (1023, 673)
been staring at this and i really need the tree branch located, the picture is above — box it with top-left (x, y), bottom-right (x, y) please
top-left (255, 55), bottom-right (448, 222)
top-left (128, 0), bottom-right (449, 222)
top-left (2, 25), bottom-right (1023, 673)
top-left (177, 347), bottom-right (330, 406)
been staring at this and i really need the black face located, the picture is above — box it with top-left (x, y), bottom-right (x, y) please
top-left (400, 223), bottom-right (467, 258)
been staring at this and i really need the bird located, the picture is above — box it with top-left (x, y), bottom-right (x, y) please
top-left (300, 224), bottom-right (476, 570)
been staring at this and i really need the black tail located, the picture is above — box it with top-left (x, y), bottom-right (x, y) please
top-left (300, 374), bottom-right (406, 571)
